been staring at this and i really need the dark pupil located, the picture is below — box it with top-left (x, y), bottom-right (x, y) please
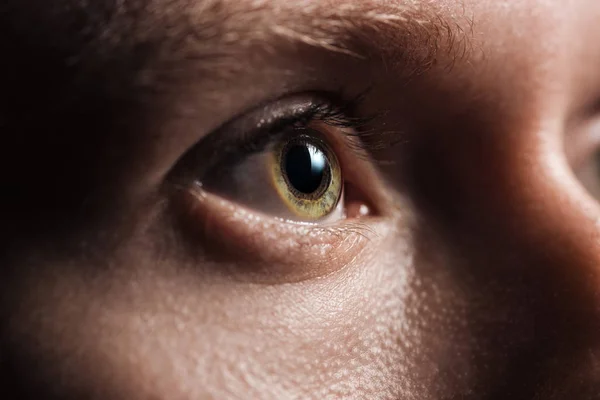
top-left (284, 143), bottom-right (329, 194)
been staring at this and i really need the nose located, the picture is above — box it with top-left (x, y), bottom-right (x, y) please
top-left (411, 92), bottom-right (600, 397)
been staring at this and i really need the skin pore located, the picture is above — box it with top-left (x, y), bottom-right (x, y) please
top-left (2, 0), bottom-right (600, 398)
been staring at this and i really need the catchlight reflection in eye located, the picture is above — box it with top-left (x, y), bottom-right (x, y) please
top-left (271, 133), bottom-right (343, 220)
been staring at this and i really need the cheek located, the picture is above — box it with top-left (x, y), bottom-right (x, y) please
top-left (2, 228), bottom-right (416, 400)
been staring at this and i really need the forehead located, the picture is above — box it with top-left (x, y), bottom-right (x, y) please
top-left (3, 0), bottom-right (600, 129)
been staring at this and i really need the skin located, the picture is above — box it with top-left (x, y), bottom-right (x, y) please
top-left (2, 0), bottom-right (600, 398)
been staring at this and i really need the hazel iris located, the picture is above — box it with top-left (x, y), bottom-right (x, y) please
top-left (271, 133), bottom-right (342, 220)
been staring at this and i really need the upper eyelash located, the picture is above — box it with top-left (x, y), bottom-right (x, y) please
top-left (296, 91), bottom-right (374, 129)
top-left (174, 90), bottom-right (389, 184)
top-left (277, 92), bottom-right (376, 133)
top-left (314, 94), bottom-right (407, 155)
top-left (264, 90), bottom-right (386, 157)
top-left (228, 92), bottom-right (372, 156)
top-left (306, 92), bottom-right (402, 157)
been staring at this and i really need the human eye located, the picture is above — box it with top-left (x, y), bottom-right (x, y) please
top-left (567, 113), bottom-right (600, 201)
top-left (166, 92), bottom-right (391, 282)
top-left (171, 93), bottom-right (380, 223)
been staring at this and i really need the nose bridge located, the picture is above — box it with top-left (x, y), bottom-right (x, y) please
top-left (463, 1), bottom-right (600, 325)
top-left (505, 123), bottom-right (600, 310)
top-left (499, 127), bottom-right (600, 397)
top-left (461, 108), bottom-right (600, 328)
top-left (406, 100), bottom-right (600, 396)
top-left (535, 87), bottom-right (600, 307)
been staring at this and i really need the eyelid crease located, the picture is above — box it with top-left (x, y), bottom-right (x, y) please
top-left (172, 91), bottom-right (384, 182)
top-left (244, 90), bottom-right (409, 165)
top-left (302, 93), bottom-right (409, 162)
top-left (278, 91), bottom-right (381, 158)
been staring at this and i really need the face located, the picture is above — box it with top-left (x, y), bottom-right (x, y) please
top-left (2, 0), bottom-right (600, 398)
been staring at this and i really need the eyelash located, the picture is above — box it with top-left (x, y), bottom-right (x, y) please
top-left (170, 90), bottom-right (389, 192)
top-left (290, 93), bottom-right (372, 130)
top-left (236, 91), bottom-right (376, 157)
top-left (292, 93), bottom-right (401, 158)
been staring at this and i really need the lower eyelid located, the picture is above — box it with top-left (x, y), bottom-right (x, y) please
top-left (172, 188), bottom-right (391, 284)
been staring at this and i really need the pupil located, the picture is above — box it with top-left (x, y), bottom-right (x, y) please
top-left (284, 143), bottom-right (329, 194)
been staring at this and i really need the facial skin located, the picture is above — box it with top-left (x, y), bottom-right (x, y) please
top-left (2, 0), bottom-right (600, 398)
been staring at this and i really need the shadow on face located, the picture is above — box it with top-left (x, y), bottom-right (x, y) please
top-left (2, 0), bottom-right (600, 399)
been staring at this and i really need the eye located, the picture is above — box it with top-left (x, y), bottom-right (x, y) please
top-left (171, 94), bottom-right (374, 224)
top-left (567, 115), bottom-right (600, 200)
top-left (167, 93), bottom-right (390, 281)
top-left (575, 152), bottom-right (600, 200)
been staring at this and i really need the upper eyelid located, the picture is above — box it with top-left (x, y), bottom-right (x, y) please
top-left (169, 92), bottom-right (392, 222)
top-left (172, 93), bottom-right (365, 170)
top-left (231, 91), bottom-right (395, 159)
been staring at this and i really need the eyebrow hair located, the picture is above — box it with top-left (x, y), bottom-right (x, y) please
top-left (0, 0), bottom-right (474, 221)
top-left (187, 1), bottom-right (469, 66)
top-left (0, 0), bottom-right (475, 109)
top-left (60, 0), bottom-right (475, 85)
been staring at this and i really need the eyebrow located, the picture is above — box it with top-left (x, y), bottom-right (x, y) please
top-left (85, 0), bottom-right (474, 82)
top-left (0, 0), bottom-right (475, 114)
